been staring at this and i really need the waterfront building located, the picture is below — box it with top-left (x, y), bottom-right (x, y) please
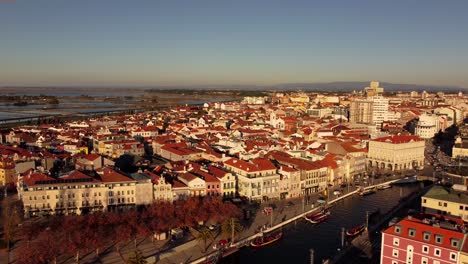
top-left (325, 141), bottom-right (367, 180)
top-left (18, 169), bottom-right (144, 217)
top-left (223, 158), bottom-right (279, 201)
top-left (143, 170), bottom-right (173, 202)
top-left (177, 172), bottom-right (206, 197)
top-left (381, 216), bottom-right (466, 264)
top-left (422, 185), bottom-right (468, 221)
top-left (278, 165), bottom-right (302, 198)
top-left (267, 151), bottom-right (328, 195)
top-left (367, 135), bottom-right (425, 171)
top-left (208, 165), bottom-right (236, 198)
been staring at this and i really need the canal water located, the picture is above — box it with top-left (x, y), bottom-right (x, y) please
top-left (221, 183), bottom-right (422, 264)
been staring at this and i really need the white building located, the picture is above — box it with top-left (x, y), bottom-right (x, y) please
top-left (223, 158), bottom-right (280, 201)
top-left (367, 135), bottom-right (425, 171)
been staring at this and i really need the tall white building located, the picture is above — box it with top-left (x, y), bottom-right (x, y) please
top-left (350, 96), bottom-right (390, 132)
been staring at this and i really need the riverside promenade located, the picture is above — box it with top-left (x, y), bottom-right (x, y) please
top-left (156, 179), bottom-right (401, 264)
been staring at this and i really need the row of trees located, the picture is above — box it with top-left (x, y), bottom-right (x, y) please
top-left (15, 197), bottom-right (242, 264)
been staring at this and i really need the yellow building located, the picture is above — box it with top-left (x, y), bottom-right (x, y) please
top-left (421, 185), bottom-right (468, 221)
top-left (18, 169), bottom-right (153, 217)
top-left (0, 158), bottom-right (16, 186)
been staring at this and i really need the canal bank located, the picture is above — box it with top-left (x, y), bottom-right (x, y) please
top-left (329, 184), bottom-right (430, 264)
top-left (187, 179), bottom-right (413, 264)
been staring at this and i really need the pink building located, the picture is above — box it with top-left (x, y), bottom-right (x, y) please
top-left (381, 216), bottom-right (464, 264)
top-left (191, 169), bottom-right (221, 196)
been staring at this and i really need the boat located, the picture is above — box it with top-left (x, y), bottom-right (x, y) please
top-left (305, 210), bottom-right (331, 224)
top-left (308, 213), bottom-right (330, 224)
top-left (377, 184), bottom-right (392, 190)
top-left (346, 225), bottom-right (366, 237)
top-left (305, 209), bottom-right (328, 220)
top-left (250, 232), bottom-right (283, 248)
top-left (359, 188), bottom-right (376, 196)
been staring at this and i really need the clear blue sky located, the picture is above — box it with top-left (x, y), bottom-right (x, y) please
top-left (1, 0), bottom-right (468, 87)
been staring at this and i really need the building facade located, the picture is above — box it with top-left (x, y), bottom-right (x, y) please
top-left (368, 135), bottom-right (425, 171)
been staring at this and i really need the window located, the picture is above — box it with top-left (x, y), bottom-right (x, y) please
top-left (460, 205), bottom-right (463, 210)
top-left (393, 238), bottom-right (400, 246)
top-left (443, 202), bottom-right (447, 207)
top-left (435, 235), bottom-right (443, 244)
top-left (450, 252), bottom-right (457, 261)
top-left (395, 225), bottom-right (402, 234)
top-left (421, 257), bottom-right (428, 264)
top-left (465, 206), bottom-right (468, 211)
top-left (434, 248), bottom-right (441, 257)
top-left (392, 261), bottom-right (397, 264)
top-left (408, 228), bottom-right (416, 237)
top-left (451, 239), bottom-right (460, 248)
top-left (433, 261), bottom-right (440, 264)
top-left (422, 245), bottom-right (429, 253)
top-left (423, 232), bottom-right (432, 241)
top-left (393, 249), bottom-right (399, 257)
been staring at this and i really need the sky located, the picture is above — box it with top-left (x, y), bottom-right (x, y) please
top-left (1, 0), bottom-right (468, 88)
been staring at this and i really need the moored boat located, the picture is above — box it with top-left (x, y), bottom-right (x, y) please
top-left (305, 210), bottom-right (331, 224)
top-left (250, 232), bottom-right (283, 248)
top-left (377, 184), bottom-right (392, 190)
top-left (305, 209), bottom-right (328, 220)
top-left (346, 224), bottom-right (366, 237)
top-left (309, 213), bottom-right (330, 224)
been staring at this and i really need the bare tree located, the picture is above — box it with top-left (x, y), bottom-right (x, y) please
top-left (2, 199), bottom-right (22, 263)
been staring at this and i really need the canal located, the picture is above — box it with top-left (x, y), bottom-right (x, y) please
top-left (220, 183), bottom-right (423, 264)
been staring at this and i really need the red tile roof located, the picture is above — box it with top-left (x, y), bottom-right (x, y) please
top-left (382, 217), bottom-right (464, 250)
top-left (372, 135), bottom-right (422, 144)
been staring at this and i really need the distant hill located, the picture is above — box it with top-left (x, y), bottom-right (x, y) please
top-left (1, 81), bottom-right (465, 93)
top-left (272, 82), bottom-right (466, 92)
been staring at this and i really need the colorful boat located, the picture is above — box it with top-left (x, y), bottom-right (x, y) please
top-left (305, 210), bottom-right (330, 224)
top-left (309, 213), bottom-right (330, 224)
top-left (305, 209), bottom-right (326, 219)
top-left (250, 232), bottom-right (283, 248)
top-left (346, 225), bottom-right (366, 237)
